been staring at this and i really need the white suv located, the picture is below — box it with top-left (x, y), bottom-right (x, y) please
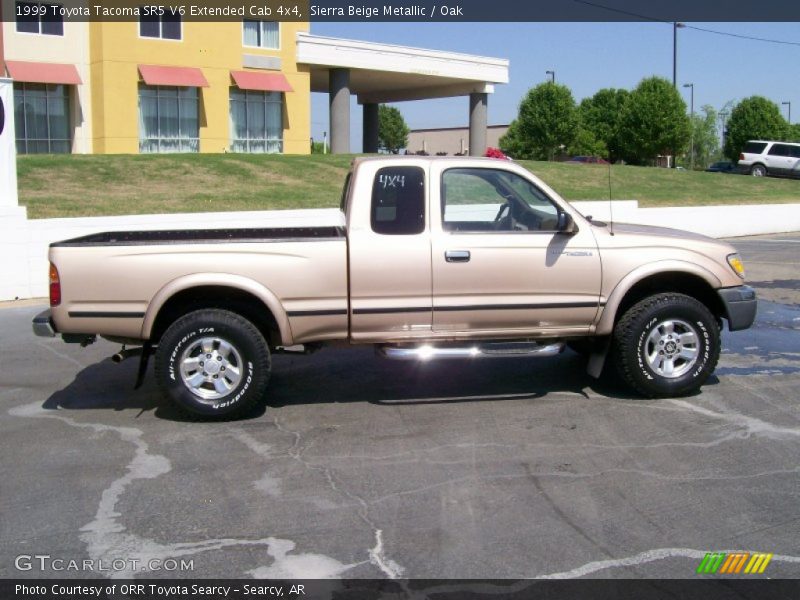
top-left (737, 140), bottom-right (800, 178)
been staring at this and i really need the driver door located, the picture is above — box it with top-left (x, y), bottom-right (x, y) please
top-left (430, 165), bottom-right (601, 335)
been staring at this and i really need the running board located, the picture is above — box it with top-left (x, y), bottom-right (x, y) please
top-left (377, 342), bottom-right (565, 360)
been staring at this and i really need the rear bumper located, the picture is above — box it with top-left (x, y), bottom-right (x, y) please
top-left (32, 309), bottom-right (57, 337)
top-left (718, 285), bottom-right (757, 331)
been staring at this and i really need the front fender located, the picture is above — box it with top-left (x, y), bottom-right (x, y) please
top-left (595, 260), bottom-right (721, 336)
top-left (141, 273), bottom-right (293, 345)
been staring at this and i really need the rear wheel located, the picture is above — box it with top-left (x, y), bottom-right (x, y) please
top-left (612, 293), bottom-right (719, 398)
top-left (750, 164), bottom-right (767, 177)
top-left (154, 309), bottom-right (271, 419)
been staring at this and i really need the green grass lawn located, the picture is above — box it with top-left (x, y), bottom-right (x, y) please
top-left (17, 153), bottom-right (800, 219)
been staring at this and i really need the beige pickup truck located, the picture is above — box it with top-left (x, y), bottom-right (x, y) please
top-left (33, 156), bottom-right (757, 418)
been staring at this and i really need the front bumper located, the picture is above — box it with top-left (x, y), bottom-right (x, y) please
top-left (718, 285), bottom-right (757, 331)
top-left (32, 309), bottom-right (57, 337)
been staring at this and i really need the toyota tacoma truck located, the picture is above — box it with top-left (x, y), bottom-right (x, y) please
top-left (33, 157), bottom-right (757, 418)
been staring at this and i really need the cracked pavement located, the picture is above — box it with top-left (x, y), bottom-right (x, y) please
top-left (1, 232), bottom-right (799, 580)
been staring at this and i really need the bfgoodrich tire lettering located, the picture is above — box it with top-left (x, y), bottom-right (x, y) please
top-left (155, 309), bottom-right (271, 419)
top-left (612, 293), bottom-right (720, 398)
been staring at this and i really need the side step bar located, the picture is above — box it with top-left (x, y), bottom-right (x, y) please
top-left (378, 342), bottom-right (564, 360)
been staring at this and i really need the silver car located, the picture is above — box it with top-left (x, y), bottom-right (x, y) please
top-left (737, 140), bottom-right (800, 178)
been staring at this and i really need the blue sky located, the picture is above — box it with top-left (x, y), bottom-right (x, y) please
top-left (308, 21), bottom-right (800, 150)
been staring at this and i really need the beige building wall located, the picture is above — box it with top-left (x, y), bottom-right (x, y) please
top-left (407, 124), bottom-right (509, 155)
top-left (2, 0), bottom-right (93, 153)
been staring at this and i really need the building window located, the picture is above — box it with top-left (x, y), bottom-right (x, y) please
top-left (229, 89), bottom-right (283, 153)
top-left (14, 83), bottom-right (71, 154)
top-left (15, 2), bottom-right (64, 36)
top-left (139, 10), bottom-right (181, 40)
top-left (138, 85), bottom-right (199, 153)
top-left (242, 20), bottom-right (279, 49)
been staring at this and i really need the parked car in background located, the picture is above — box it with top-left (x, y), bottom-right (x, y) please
top-left (737, 140), bottom-right (800, 178)
top-left (706, 161), bottom-right (737, 174)
top-left (566, 156), bottom-right (609, 164)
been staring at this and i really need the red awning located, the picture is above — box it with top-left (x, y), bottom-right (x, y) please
top-left (5, 60), bottom-right (82, 85)
top-left (138, 64), bottom-right (209, 88)
top-left (231, 70), bottom-right (293, 93)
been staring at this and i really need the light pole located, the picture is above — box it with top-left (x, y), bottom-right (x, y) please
top-left (546, 70), bottom-right (555, 83)
top-left (683, 83), bottom-right (694, 169)
top-left (782, 101), bottom-right (792, 124)
top-left (673, 22), bottom-right (685, 87)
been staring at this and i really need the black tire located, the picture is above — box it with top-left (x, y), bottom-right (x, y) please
top-left (612, 293), bottom-right (720, 398)
top-left (750, 164), bottom-right (767, 177)
top-left (154, 309), bottom-right (271, 419)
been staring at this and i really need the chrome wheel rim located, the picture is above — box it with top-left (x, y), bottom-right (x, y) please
top-left (179, 336), bottom-right (243, 402)
top-left (643, 319), bottom-right (700, 379)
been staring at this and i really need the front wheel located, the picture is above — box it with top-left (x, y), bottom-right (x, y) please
top-left (612, 293), bottom-right (720, 398)
top-left (154, 309), bottom-right (271, 419)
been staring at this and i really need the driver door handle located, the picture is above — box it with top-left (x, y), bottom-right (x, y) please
top-left (445, 250), bottom-right (471, 263)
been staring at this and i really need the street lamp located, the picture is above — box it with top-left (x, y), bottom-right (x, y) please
top-left (782, 101), bottom-right (791, 124)
top-left (546, 70), bottom-right (555, 83)
top-left (683, 83), bottom-right (694, 169)
top-left (673, 22), bottom-right (686, 87)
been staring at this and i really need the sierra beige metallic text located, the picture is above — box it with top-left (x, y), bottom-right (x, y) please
top-left (33, 157), bottom-right (757, 418)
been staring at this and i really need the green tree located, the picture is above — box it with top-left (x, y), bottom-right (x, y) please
top-left (723, 96), bottom-right (789, 161)
top-left (378, 104), bottom-right (410, 154)
top-left (789, 123), bottom-right (800, 142)
top-left (578, 88), bottom-right (629, 162)
top-left (498, 120), bottom-right (527, 159)
top-left (618, 76), bottom-right (690, 165)
top-left (681, 105), bottom-right (721, 169)
top-left (500, 82), bottom-right (579, 160)
top-left (568, 126), bottom-right (607, 158)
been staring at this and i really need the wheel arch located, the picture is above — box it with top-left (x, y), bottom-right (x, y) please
top-left (596, 263), bottom-right (724, 336)
top-left (142, 274), bottom-right (292, 347)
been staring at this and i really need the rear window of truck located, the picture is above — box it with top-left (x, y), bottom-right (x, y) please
top-left (371, 166), bottom-right (425, 235)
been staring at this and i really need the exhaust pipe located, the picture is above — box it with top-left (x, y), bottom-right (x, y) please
top-left (111, 347), bottom-right (143, 363)
top-left (378, 341), bottom-right (564, 361)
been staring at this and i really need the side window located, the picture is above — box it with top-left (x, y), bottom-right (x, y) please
top-left (768, 144), bottom-right (790, 157)
top-left (441, 168), bottom-right (559, 232)
top-left (371, 167), bottom-right (425, 235)
top-left (742, 142), bottom-right (767, 154)
top-left (139, 9), bottom-right (181, 40)
top-left (791, 146), bottom-right (800, 159)
top-left (15, 2), bottom-right (63, 35)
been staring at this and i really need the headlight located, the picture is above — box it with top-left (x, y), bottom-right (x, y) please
top-left (727, 253), bottom-right (745, 279)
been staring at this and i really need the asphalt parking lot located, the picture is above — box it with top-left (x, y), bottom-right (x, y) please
top-left (1, 232), bottom-right (799, 582)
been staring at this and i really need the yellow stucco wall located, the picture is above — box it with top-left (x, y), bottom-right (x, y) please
top-left (89, 20), bottom-right (310, 154)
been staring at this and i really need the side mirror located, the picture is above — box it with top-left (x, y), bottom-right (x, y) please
top-left (557, 211), bottom-right (577, 234)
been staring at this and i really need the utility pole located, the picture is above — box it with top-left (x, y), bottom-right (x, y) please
top-left (782, 101), bottom-right (792, 124)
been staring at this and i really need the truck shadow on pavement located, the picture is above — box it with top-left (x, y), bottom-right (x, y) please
top-left (40, 346), bottom-right (700, 421)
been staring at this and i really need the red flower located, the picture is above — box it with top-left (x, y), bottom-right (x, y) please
top-left (484, 147), bottom-right (509, 159)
